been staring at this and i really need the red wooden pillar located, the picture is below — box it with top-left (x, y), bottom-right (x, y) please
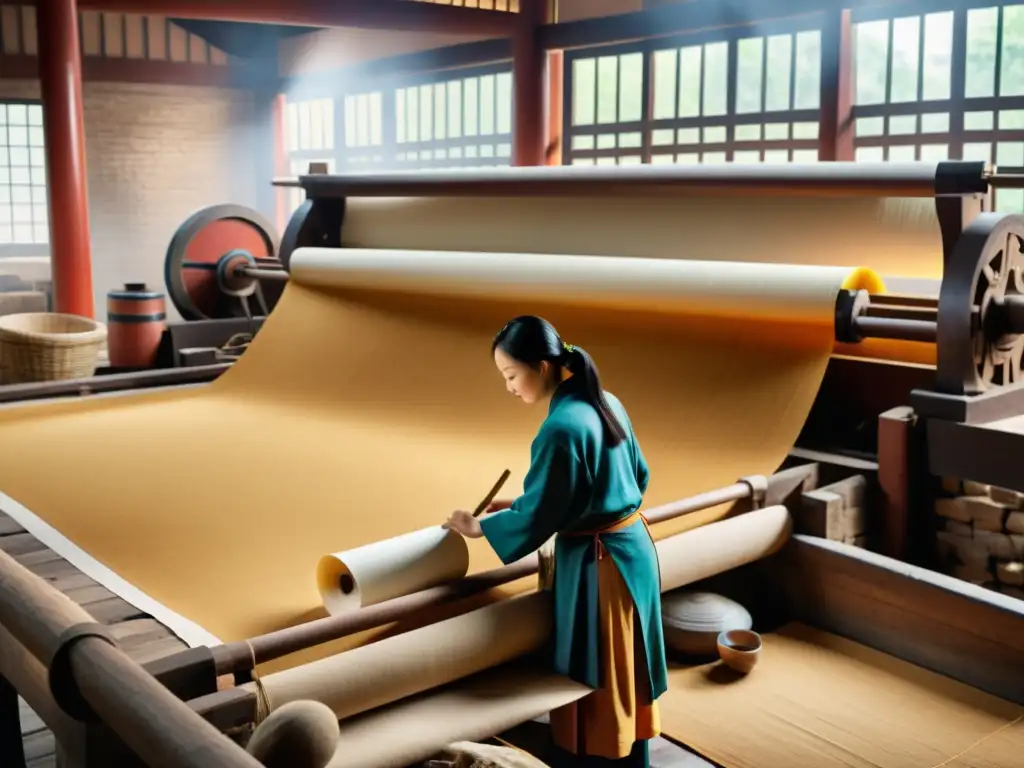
top-left (819, 9), bottom-right (855, 162)
top-left (545, 50), bottom-right (564, 165)
top-left (37, 0), bottom-right (95, 317)
top-left (512, 0), bottom-right (548, 166)
top-left (272, 94), bottom-right (289, 235)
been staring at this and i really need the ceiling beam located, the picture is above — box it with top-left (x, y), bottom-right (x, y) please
top-left (23, 0), bottom-right (516, 35)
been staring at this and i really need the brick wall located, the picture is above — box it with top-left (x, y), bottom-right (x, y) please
top-left (0, 79), bottom-right (260, 322)
top-left (934, 479), bottom-right (1024, 599)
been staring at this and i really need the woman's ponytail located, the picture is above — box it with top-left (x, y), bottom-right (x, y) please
top-left (564, 344), bottom-right (627, 447)
top-left (492, 316), bottom-right (628, 447)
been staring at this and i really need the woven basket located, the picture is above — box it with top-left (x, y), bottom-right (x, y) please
top-left (0, 312), bottom-right (107, 384)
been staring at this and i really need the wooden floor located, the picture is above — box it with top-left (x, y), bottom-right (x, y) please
top-left (504, 715), bottom-right (717, 767)
top-left (4, 510), bottom-right (713, 768)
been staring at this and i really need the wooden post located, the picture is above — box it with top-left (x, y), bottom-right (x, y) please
top-left (878, 407), bottom-right (915, 562)
top-left (272, 93), bottom-right (290, 235)
top-left (544, 50), bottom-right (564, 165)
top-left (36, 0), bottom-right (95, 317)
top-left (818, 8), bottom-right (854, 162)
top-left (512, 0), bottom-right (548, 166)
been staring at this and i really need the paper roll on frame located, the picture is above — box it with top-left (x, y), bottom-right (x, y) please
top-left (259, 506), bottom-right (792, 720)
top-left (316, 526), bottom-right (470, 615)
top-left (289, 249), bottom-right (886, 326)
top-left (258, 591), bottom-right (553, 720)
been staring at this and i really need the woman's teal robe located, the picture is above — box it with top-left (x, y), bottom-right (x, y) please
top-left (479, 378), bottom-right (668, 700)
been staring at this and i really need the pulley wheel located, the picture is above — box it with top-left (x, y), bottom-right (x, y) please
top-left (165, 204), bottom-right (282, 321)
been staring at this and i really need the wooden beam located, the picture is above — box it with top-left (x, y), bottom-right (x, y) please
top-left (773, 534), bottom-right (1024, 705)
top-left (0, 54), bottom-right (262, 88)
top-left (66, 0), bottom-right (516, 35)
top-left (539, 0), bottom-right (889, 51)
top-left (818, 8), bottom-right (855, 161)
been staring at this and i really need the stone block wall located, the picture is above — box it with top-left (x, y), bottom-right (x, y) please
top-left (934, 478), bottom-right (1024, 599)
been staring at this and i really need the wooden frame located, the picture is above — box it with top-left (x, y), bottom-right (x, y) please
top-left (766, 533), bottom-right (1024, 705)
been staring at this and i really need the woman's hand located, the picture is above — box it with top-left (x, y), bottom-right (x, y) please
top-left (443, 510), bottom-right (484, 538)
top-left (484, 499), bottom-right (514, 514)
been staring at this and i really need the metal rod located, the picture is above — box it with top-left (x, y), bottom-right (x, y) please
top-left (210, 480), bottom-right (753, 676)
top-left (0, 364), bottom-right (230, 405)
top-left (237, 267), bottom-right (291, 282)
top-left (864, 305), bottom-right (938, 322)
top-left (868, 293), bottom-right (938, 308)
top-left (988, 173), bottom-right (1024, 189)
top-left (854, 316), bottom-right (938, 343)
top-left (294, 163), bottom-right (964, 200)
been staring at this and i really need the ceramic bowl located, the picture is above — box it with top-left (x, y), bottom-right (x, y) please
top-left (716, 629), bottom-right (763, 674)
top-left (661, 591), bottom-right (753, 658)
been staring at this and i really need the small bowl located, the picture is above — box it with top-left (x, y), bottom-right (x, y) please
top-left (717, 629), bottom-right (763, 674)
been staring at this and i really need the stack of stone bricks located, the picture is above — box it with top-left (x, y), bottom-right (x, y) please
top-left (934, 479), bottom-right (1024, 599)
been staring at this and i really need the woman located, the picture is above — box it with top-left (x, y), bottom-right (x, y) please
top-left (444, 316), bottom-right (667, 768)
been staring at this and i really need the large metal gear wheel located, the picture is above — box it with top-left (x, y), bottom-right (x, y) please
top-left (937, 212), bottom-right (1024, 395)
top-left (165, 205), bottom-right (282, 321)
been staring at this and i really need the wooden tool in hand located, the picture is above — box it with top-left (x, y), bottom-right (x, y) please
top-left (471, 469), bottom-right (511, 518)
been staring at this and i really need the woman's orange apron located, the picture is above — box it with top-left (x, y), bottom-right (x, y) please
top-left (548, 512), bottom-right (661, 759)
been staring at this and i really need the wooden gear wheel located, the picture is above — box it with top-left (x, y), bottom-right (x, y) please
top-left (937, 212), bottom-right (1024, 395)
top-left (164, 204), bottom-right (283, 321)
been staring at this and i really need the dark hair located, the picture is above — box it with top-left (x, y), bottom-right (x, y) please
top-left (492, 315), bottom-right (627, 447)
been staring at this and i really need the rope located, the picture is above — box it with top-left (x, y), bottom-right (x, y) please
top-left (929, 711), bottom-right (1023, 767)
top-left (246, 640), bottom-right (274, 727)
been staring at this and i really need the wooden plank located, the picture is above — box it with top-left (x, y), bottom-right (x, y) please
top-left (22, 730), bottom-right (54, 764)
top-left (771, 534), bottom-right (1024, 704)
top-left (87, 597), bottom-right (148, 626)
top-left (109, 619), bottom-right (176, 651)
top-left (127, 637), bottom-right (190, 666)
top-left (19, 698), bottom-right (45, 735)
top-left (0, 514), bottom-right (25, 536)
top-left (0, 534), bottom-right (47, 557)
top-left (44, 573), bottom-right (98, 593)
top-left (12, 550), bottom-right (64, 570)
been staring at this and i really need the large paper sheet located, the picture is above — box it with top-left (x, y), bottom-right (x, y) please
top-left (0, 244), bottom-right (873, 669)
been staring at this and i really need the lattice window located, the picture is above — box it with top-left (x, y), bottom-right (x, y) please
top-left (0, 102), bottom-right (47, 247)
top-left (342, 92), bottom-right (385, 168)
top-left (729, 29), bottom-right (821, 163)
top-left (852, 3), bottom-right (1024, 212)
top-left (564, 21), bottom-right (822, 167)
top-left (567, 49), bottom-right (646, 166)
top-left (852, 11), bottom-right (956, 162)
top-left (960, 3), bottom-right (1024, 212)
top-left (395, 67), bottom-right (513, 169)
top-left (405, 0), bottom-right (520, 9)
top-left (647, 27), bottom-right (821, 165)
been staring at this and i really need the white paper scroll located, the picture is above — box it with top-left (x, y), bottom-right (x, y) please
top-left (316, 526), bottom-right (470, 615)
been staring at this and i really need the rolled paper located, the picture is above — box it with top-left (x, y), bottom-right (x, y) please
top-left (316, 526), bottom-right (469, 615)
